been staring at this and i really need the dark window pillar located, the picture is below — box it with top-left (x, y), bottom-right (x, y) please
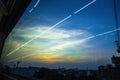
top-left (0, 12), bottom-right (2, 21)
top-left (0, 32), bottom-right (6, 57)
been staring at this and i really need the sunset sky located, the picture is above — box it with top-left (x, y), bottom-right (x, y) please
top-left (1, 0), bottom-right (120, 69)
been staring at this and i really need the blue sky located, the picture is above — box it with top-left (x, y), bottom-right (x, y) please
top-left (1, 0), bottom-right (120, 69)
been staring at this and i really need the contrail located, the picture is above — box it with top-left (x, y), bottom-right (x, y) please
top-left (82, 28), bottom-right (120, 41)
top-left (74, 0), bottom-right (96, 14)
top-left (34, 0), bottom-right (41, 8)
top-left (7, 0), bottom-right (96, 56)
top-left (29, 0), bottom-right (41, 13)
top-left (8, 28), bottom-right (120, 63)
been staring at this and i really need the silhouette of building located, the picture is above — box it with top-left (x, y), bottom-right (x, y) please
top-left (98, 55), bottom-right (120, 80)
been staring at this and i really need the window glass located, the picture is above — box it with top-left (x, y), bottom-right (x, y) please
top-left (1, 0), bottom-right (120, 69)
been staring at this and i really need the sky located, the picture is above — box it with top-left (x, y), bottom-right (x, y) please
top-left (1, 0), bottom-right (120, 69)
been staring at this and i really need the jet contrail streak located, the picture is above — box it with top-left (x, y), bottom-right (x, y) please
top-left (29, 0), bottom-right (41, 13)
top-left (74, 0), bottom-right (96, 14)
top-left (34, 0), bottom-right (41, 8)
top-left (82, 28), bottom-right (120, 41)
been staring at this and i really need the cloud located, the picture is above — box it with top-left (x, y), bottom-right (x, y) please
top-left (4, 25), bottom-right (93, 63)
top-left (14, 26), bottom-right (87, 40)
top-left (25, 51), bottom-right (90, 63)
top-left (50, 40), bottom-right (86, 51)
top-left (12, 26), bottom-right (92, 45)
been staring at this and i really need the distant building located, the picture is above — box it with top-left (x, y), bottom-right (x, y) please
top-left (11, 67), bottom-right (40, 77)
top-left (98, 55), bottom-right (120, 80)
top-left (111, 55), bottom-right (120, 68)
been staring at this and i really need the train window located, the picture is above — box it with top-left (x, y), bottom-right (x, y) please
top-left (1, 0), bottom-right (120, 70)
